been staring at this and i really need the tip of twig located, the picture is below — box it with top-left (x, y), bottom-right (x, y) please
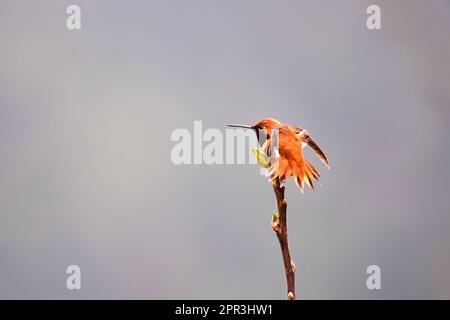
top-left (287, 292), bottom-right (295, 300)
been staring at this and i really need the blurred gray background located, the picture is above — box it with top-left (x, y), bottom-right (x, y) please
top-left (1, 0), bottom-right (449, 299)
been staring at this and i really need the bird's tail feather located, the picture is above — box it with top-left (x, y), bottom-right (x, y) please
top-left (267, 158), bottom-right (320, 193)
top-left (296, 160), bottom-right (320, 193)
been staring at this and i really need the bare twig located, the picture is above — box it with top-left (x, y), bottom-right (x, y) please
top-left (272, 178), bottom-right (296, 300)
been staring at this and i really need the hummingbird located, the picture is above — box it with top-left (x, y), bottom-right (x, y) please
top-left (228, 118), bottom-right (329, 193)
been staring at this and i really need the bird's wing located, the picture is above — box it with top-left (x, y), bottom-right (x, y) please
top-left (280, 130), bottom-right (307, 188)
top-left (298, 129), bottom-right (329, 168)
top-left (267, 127), bottom-right (324, 192)
top-left (266, 128), bottom-right (306, 190)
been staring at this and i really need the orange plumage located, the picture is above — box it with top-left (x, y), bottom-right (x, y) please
top-left (228, 118), bottom-right (329, 193)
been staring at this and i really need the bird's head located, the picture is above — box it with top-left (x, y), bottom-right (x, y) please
top-left (251, 118), bottom-right (282, 132)
top-left (227, 118), bottom-right (281, 144)
top-left (227, 118), bottom-right (281, 131)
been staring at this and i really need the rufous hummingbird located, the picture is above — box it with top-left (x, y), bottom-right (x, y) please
top-left (228, 118), bottom-right (329, 193)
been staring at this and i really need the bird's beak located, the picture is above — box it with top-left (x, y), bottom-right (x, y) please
top-left (227, 124), bottom-right (252, 129)
top-left (227, 124), bottom-right (261, 145)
